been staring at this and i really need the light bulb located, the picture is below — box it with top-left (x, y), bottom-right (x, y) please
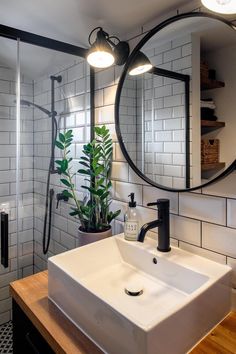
top-left (128, 51), bottom-right (153, 76)
top-left (129, 63), bottom-right (153, 76)
top-left (201, 0), bottom-right (236, 14)
top-left (87, 51), bottom-right (115, 68)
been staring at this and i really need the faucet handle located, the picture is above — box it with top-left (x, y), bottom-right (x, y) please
top-left (147, 199), bottom-right (169, 208)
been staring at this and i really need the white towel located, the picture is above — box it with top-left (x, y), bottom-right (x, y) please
top-left (201, 101), bottom-right (216, 109)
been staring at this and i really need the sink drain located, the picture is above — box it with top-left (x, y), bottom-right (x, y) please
top-left (125, 288), bottom-right (143, 296)
top-left (124, 283), bottom-right (143, 296)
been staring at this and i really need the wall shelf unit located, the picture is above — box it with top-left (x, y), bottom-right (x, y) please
top-left (200, 64), bottom-right (226, 178)
top-left (201, 120), bottom-right (225, 135)
top-left (201, 79), bottom-right (225, 91)
top-left (201, 162), bottom-right (225, 172)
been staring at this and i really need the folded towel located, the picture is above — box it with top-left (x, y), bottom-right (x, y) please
top-left (201, 101), bottom-right (216, 109)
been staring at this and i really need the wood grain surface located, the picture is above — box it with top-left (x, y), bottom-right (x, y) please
top-left (10, 271), bottom-right (102, 354)
top-left (190, 312), bottom-right (236, 354)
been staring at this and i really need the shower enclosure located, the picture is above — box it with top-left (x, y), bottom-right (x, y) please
top-left (0, 27), bottom-right (93, 325)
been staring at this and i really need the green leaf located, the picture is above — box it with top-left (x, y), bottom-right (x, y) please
top-left (79, 161), bottom-right (90, 168)
top-left (94, 165), bottom-right (104, 176)
top-left (59, 133), bottom-right (65, 143)
top-left (65, 130), bottom-right (73, 138)
top-left (55, 160), bottom-right (62, 166)
top-left (104, 140), bottom-right (112, 148)
top-left (105, 147), bottom-right (113, 156)
top-left (61, 178), bottom-right (72, 188)
top-left (97, 178), bottom-right (105, 187)
top-left (107, 210), bottom-right (121, 223)
top-left (100, 191), bottom-right (109, 200)
top-left (78, 169), bottom-right (91, 176)
top-left (70, 210), bottom-right (79, 216)
top-left (81, 185), bottom-right (99, 196)
top-left (107, 180), bottom-right (112, 189)
top-left (55, 141), bottom-right (64, 150)
top-left (61, 159), bottom-right (68, 172)
top-left (80, 156), bottom-right (89, 162)
top-left (62, 190), bottom-right (73, 199)
top-left (96, 189), bottom-right (105, 197)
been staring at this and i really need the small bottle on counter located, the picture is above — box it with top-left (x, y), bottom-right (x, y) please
top-left (124, 193), bottom-right (139, 241)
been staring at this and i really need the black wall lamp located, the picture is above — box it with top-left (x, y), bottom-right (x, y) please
top-left (87, 27), bottom-right (130, 68)
top-left (128, 51), bottom-right (153, 76)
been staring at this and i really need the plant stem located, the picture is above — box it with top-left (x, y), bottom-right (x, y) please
top-left (63, 145), bottom-right (86, 229)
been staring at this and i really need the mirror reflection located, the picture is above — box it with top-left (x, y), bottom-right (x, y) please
top-left (119, 16), bottom-right (236, 189)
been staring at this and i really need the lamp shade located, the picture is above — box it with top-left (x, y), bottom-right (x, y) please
top-left (87, 29), bottom-right (115, 68)
top-left (201, 0), bottom-right (236, 14)
top-left (128, 51), bottom-right (153, 76)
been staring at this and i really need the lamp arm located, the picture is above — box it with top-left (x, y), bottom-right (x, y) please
top-left (88, 26), bottom-right (103, 45)
top-left (107, 36), bottom-right (120, 47)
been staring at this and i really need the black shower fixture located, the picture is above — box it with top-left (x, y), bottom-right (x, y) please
top-left (87, 27), bottom-right (130, 68)
top-left (20, 75), bottom-right (62, 255)
top-left (19, 99), bottom-right (52, 116)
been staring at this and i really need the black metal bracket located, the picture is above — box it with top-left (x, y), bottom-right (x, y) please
top-left (1, 211), bottom-right (8, 268)
top-left (0, 24), bottom-right (88, 58)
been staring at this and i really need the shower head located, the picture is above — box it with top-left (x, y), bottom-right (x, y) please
top-left (20, 99), bottom-right (31, 107)
top-left (19, 99), bottom-right (53, 117)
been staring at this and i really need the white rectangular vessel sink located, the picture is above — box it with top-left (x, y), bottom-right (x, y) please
top-left (48, 235), bottom-right (231, 354)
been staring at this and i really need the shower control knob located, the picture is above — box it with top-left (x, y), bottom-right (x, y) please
top-left (56, 192), bottom-right (69, 209)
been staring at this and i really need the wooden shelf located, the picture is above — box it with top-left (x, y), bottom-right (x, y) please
top-left (201, 79), bottom-right (225, 90)
top-left (201, 162), bottom-right (225, 172)
top-left (201, 120), bottom-right (225, 135)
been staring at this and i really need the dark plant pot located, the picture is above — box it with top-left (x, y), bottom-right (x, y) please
top-left (77, 226), bottom-right (112, 247)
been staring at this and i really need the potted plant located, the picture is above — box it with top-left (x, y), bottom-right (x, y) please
top-left (55, 125), bottom-right (120, 246)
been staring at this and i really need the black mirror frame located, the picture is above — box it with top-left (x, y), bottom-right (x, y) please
top-left (115, 11), bottom-right (236, 192)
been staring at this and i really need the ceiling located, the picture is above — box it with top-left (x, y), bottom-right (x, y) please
top-left (0, 0), bottom-right (189, 78)
top-left (0, 0), bottom-right (189, 45)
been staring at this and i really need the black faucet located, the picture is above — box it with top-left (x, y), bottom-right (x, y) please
top-left (137, 199), bottom-right (171, 252)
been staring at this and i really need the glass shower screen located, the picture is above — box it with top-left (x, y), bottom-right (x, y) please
top-left (0, 37), bottom-right (90, 325)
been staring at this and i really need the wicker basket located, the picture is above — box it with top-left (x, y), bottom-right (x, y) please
top-left (201, 139), bottom-right (219, 164)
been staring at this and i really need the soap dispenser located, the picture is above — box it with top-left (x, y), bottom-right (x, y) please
top-left (124, 193), bottom-right (139, 241)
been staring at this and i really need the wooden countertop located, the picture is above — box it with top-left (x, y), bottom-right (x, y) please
top-left (10, 271), bottom-right (102, 354)
top-left (190, 311), bottom-right (236, 354)
top-left (10, 271), bottom-right (236, 354)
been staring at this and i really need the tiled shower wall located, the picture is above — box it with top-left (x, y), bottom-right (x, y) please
top-left (33, 57), bottom-right (90, 272)
top-left (94, 17), bottom-right (236, 303)
top-left (0, 63), bottom-right (34, 324)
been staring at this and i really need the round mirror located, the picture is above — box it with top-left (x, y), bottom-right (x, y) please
top-left (115, 13), bottom-right (236, 191)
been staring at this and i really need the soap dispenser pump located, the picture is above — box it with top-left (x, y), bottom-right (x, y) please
top-left (124, 193), bottom-right (139, 241)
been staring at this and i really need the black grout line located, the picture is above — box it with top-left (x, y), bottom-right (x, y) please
top-left (178, 240), bottom-right (228, 260)
top-left (200, 221), bottom-right (202, 248)
top-left (226, 197), bottom-right (228, 227)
